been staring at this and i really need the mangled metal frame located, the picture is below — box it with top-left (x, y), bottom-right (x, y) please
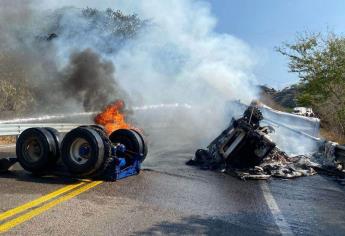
top-left (188, 103), bottom-right (326, 180)
top-left (207, 113), bottom-right (276, 170)
top-left (190, 105), bottom-right (276, 171)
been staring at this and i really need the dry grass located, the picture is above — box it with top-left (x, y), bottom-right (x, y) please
top-left (0, 136), bottom-right (16, 145)
top-left (259, 95), bottom-right (289, 112)
top-left (320, 128), bottom-right (345, 144)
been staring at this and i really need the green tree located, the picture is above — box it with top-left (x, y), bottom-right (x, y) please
top-left (277, 33), bottom-right (345, 137)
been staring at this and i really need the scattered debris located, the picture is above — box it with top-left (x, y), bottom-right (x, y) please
top-left (187, 103), bottom-right (320, 180)
top-left (0, 157), bottom-right (17, 173)
top-left (313, 141), bottom-right (345, 178)
top-left (320, 141), bottom-right (339, 167)
top-left (235, 149), bottom-right (318, 180)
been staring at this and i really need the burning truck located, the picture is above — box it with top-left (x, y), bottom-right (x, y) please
top-left (187, 102), bottom-right (319, 180)
top-left (2, 100), bottom-right (147, 181)
top-left (188, 104), bottom-right (276, 170)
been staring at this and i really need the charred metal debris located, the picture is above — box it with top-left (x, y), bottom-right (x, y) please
top-left (187, 105), bottom-right (319, 180)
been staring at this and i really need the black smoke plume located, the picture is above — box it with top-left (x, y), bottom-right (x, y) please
top-left (61, 49), bottom-right (127, 111)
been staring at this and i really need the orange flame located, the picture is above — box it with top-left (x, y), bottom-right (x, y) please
top-left (94, 100), bottom-right (136, 135)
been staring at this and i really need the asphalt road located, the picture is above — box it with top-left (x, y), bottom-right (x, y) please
top-left (1, 127), bottom-right (345, 235)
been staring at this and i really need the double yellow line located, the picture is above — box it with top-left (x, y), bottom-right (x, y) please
top-left (0, 180), bottom-right (103, 233)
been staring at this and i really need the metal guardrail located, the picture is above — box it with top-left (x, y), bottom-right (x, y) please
top-left (0, 123), bottom-right (86, 136)
top-left (262, 118), bottom-right (321, 142)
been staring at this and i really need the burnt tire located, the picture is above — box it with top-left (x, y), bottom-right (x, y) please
top-left (109, 129), bottom-right (146, 162)
top-left (61, 127), bottom-right (111, 177)
top-left (16, 128), bottom-right (59, 174)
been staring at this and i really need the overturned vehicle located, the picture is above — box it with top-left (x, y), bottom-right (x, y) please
top-left (2, 125), bottom-right (147, 181)
top-left (187, 105), bottom-right (319, 180)
top-left (190, 106), bottom-right (275, 170)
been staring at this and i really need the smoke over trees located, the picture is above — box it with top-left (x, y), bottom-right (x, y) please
top-left (0, 0), bottom-right (258, 144)
top-left (0, 7), bottom-right (145, 117)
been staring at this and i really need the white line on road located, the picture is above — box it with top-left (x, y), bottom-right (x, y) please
top-left (260, 181), bottom-right (294, 236)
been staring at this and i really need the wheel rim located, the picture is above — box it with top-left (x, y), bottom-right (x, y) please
top-left (23, 137), bottom-right (43, 163)
top-left (69, 138), bottom-right (91, 164)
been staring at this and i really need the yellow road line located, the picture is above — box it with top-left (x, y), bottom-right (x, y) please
top-left (0, 181), bottom-right (103, 233)
top-left (0, 181), bottom-right (86, 222)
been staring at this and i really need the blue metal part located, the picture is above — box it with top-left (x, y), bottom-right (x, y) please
top-left (79, 145), bottom-right (90, 156)
top-left (104, 144), bottom-right (142, 181)
top-left (117, 157), bottom-right (126, 167)
top-left (111, 144), bottom-right (126, 156)
top-left (117, 144), bottom-right (126, 153)
top-left (113, 157), bottom-right (141, 180)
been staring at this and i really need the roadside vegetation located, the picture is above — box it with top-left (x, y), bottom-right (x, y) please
top-left (0, 55), bottom-right (35, 118)
top-left (277, 33), bottom-right (345, 143)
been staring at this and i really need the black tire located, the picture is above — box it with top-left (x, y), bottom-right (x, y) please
top-left (130, 129), bottom-right (148, 161)
top-left (88, 127), bottom-right (113, 179)
top-left (61, 127), bottom-right (110, 177)
top-left (44, 127), bottom-right (61, 158)
top-left (16, 128), bottom-right (58, 174)
top-left (109, 129), bottom-right (145, 162)
top-left (79, 125), bottom-right (106, 133)
top-left (77, 125), bottom-right (112, 178)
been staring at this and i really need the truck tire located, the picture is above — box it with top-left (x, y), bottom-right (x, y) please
top-left (61, 127), bottom-right (111, 177)
top-left (84, 125), bottom-right (113, 179)
top-left (130, 129), bottom-right (148, 161)
top-left (109, 129), bottom-right (146, 162)
top-left (44, 127), bottom-right (61, 158)
top-left (79, 125), bottom-right (106, 133)
top-left (16, 128), bottom-right (59, 174)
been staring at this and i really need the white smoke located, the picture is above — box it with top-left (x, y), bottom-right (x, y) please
top-left (1, 0), bottom-right (259, 147)
top-left (32, 0), bottom-right (258, 142)
top-left (112, 1), bottom-right (256, 105)
top-left (1, 0), bottom-right (320, 155)
top-left (34, 0), bottom-right (258, 106)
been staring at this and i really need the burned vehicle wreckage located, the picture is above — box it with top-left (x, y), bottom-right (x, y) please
top-left (187, 104), bottom-right (319, 180)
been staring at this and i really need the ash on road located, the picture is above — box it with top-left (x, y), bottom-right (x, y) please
top-left (0, 126), bottom-right (345, 236)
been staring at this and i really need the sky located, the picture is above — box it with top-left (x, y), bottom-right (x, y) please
top-left (208, 0), bottom-right (345, 89)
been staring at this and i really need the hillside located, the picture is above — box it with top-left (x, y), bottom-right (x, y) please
top-left (259, 85), bottom-right (299, 110)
